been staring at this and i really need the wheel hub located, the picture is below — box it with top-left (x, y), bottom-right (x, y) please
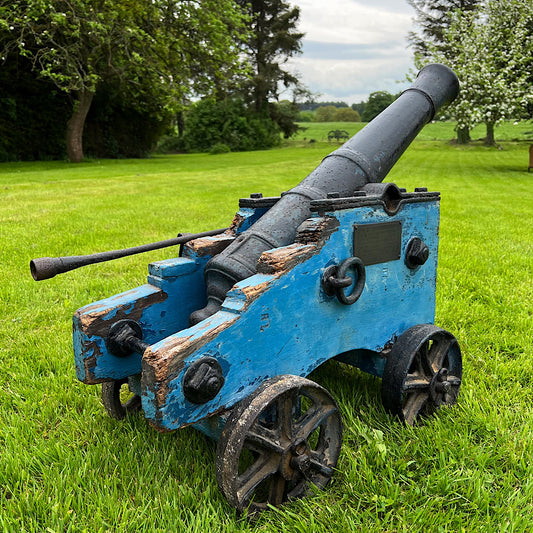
top-left (280, 438), bottom-right (311, 480)
top-left (429, 367), bottom-right (451, 402)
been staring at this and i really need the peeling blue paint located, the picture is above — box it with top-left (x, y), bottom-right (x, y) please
top-left (144, 197), bottom-right (440, 431)
top-left (73, 257), bottom-right (210, 383)
top-left (73, 194), bottom-right (441, 434)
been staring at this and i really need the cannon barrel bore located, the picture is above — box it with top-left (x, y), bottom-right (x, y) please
top-left (30, 227), bottom-right (229, 281)
top-left (189, 64), bottom-right (460, 325)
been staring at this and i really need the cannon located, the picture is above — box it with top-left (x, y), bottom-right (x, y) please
top-left (31, 64), bottom-right (462, 516)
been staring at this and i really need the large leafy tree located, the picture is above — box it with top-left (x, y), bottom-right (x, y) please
top-left (422, 0), bottom-right (533, 145)
top-left (0, 0), bottom-right (248, 162)
top-left (362, 91), bottom-right (397, 122)
top-left (236, 0), bottom-right (304, 115)
top-left (407, 0), bottom-right (483, 142)
top-left (407, 0), bottom-right (483, 56)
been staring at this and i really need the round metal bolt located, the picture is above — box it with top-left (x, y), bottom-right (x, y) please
top-left (183, 357), bottom-right (225, 404)
top-left (405, 237), bottom-right (430, 269)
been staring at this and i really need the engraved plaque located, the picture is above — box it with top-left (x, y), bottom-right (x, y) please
top-left (353, 221), bottom-right (402, 265)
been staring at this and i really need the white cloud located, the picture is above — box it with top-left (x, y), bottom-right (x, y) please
top-left (289, 56), bottom-right (411, 103)
top-left (287, 0), bottom-right (416, 103)
top-left (296, 0), bottom-right (413, 46)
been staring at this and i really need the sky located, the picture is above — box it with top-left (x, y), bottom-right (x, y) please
top-left (287, 0), bottom-right (417, 104)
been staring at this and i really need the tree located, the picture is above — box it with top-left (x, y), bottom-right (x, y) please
top-left (362, 91), bottom-right (396, 122)
top-left (422, 0), bottom-right (533, 145)
top-left (0, 1), bottom-right (249, 162)
top-left (407, 0), bottom-right (483, 142)
top-left (407, 0), bottom-right (483, 57)
top-left (270, 99), bottom-right (300, 138)
top-left (300, 101), bottom-right (347, 111)
top-left (314, 105), bottom-right (338, 122)
top-left (351, 101), bottom-right (366, 117)
top-left (0, 52), bottom-right (70, 161)
top-left (181, 97), bottom-right (280, 152)
top-left (83, 81), bottom-right (170, 158)
top-left (297, 110), bottom-right (315, 122)
top-left (236, 0), bottom-right (305, 115)
top-left (333, 108), bottom-right (361, 122)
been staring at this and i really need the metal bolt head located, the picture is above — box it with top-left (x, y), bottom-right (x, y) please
top-left (405, 237), bottom-right (430, 269)
top-left (183, 357), bottom-right (225, 404)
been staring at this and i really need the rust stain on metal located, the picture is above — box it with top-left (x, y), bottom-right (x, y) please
top-left (184, 234), bottom-right (235, 257)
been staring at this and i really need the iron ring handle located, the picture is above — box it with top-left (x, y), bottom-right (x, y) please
top-left (335, 257), bottom-right (366, 305)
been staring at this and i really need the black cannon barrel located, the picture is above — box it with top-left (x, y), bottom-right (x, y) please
top-left (190, 64), bottom-right (459, 325)
top-left (30, 227), bottom-right (229, 281)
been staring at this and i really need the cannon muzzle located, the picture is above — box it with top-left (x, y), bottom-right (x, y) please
top-left (190, 63), bottom-right (460, 324)
top-left (30, 227), bottom-right (228, 281)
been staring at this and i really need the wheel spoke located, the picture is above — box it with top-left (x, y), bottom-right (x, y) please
top-left (277, 389), bottom-right (298, 442)
top-left (246, 424), bottom-right (284, 455)
top-left (236, 454), bottom-right (280, 505)
top-left (294, 405), bottom-right (337, 441)
top-left (402, 391), bottom-right (429, 425)
top-left (403, 374), bottom-right (431, 391)
top-left (268, 473), bottom-right (287, 507)
top-left (216, 376), bottom-right (343, 514)
top-left (418, 341), bottom-right (435, 377)
top-left (428, 336), bottom-right (455, 372)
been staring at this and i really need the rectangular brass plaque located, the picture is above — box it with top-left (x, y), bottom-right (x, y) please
top-left (353, 221), bottom-right (402, 265)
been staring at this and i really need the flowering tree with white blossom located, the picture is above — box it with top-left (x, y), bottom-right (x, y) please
top-left (420, 0), bottom-right (533, 145)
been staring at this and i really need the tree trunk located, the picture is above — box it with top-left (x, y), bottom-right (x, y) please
top-left (66, 89), bottom-right (94, 163)
top-left (484, 122), bottom-right (495, 146)
top-left (456, 126), bottom-right (471, 144)
top-left (177, 110), bottom-right (185, 138)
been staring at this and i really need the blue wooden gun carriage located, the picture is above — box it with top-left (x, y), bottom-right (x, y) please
top-left (31, 64), bottom-right (462, 515)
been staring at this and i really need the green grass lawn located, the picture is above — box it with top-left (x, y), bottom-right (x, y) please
top-left (1, 134), bottom-right (532, 531)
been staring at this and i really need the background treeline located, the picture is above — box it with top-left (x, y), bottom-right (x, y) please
top-left (1, 0), bottom-right (531, 162)
top-left (0, 54), bottom-right (396, 160)
top-left (297, 91), bottom-right (399, 123)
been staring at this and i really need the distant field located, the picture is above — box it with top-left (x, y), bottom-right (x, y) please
top-left (294, 120), bottom-right (533, 143)
top-left (1, 139), bottom-right (532, 531)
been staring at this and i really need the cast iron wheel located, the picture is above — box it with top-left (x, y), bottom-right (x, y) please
top-left (381, 324), bottom-right (462, 425)
top-left (216, 375), bottom-right (342, 516)
top-left (101, 378), bottom-right (142, 420)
